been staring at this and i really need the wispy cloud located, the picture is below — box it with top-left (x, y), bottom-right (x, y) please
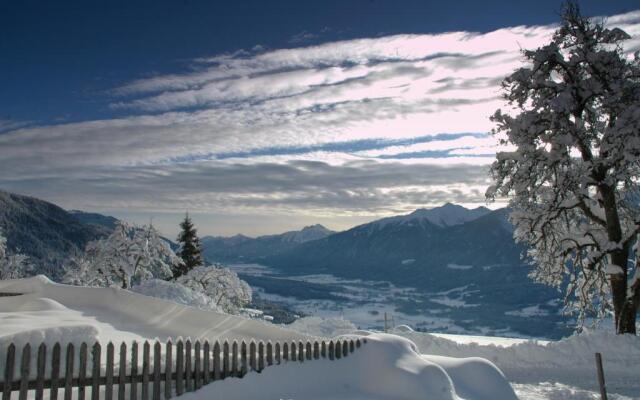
top-left (2, 10), bottom-right (639, 227)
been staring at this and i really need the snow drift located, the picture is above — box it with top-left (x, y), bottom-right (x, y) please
top-left (0, 276), bottom-right (519, 400)
top-left (178, 333), bottom-right (516, 400)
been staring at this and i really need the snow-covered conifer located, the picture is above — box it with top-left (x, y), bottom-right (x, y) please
top-left (174, 213), bottom-right (203, 278)
top-left (487, 3), bottom-right (640, 333)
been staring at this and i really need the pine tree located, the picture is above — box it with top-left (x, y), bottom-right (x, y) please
top-left (174, 213), bottom-right (203, 279)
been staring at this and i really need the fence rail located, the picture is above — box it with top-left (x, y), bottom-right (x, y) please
top-left (0, 337), bottom-right (366, 400)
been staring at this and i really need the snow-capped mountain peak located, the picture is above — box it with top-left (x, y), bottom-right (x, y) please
top-left (407, 203), bottom-right (491, 227)
top-left (374, 203), bottom-right (491, 228)
top-left (279, 224), bottom-right (334, 243)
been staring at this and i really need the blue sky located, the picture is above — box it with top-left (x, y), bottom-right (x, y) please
top-left (1, 1), bottom-right (639, 236)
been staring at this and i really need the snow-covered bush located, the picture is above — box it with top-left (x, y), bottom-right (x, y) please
top-left (0, 229), bottom-right (31, 280)
top-left (131, 279), bottom-right (221, 311)
top-left (63, 222), bottom-right (180, 289)
top-left (177, 265), bottom-right (252, 314)
top-left (287, 316), bottom-right (357, 337)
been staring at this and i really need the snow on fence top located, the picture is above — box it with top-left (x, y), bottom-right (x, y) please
top-left (0, 337), bottom-right (366, 400)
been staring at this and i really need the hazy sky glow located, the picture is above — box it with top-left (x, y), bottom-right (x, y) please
top-left (1, 2), bottom-right (639, 236)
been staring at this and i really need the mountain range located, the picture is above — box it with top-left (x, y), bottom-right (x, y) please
top-left (201, 224), bottom-right (334, 262)
top-left (202, 203), bottom-right (567, 337)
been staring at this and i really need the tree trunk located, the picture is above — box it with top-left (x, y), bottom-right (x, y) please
top-left (599, 186), bottom-right (634, 334)
top-left (618, 300), bottom-right (637, 334)
top-left (619, 270), bottom-right (640, 334)
top-left (608, 246), bottom-right (633, 334)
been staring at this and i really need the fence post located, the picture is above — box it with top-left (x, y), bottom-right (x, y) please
top-left (321, 341), bottom-right (327, 358)
top-left (91, 343), bottom-right (101, 400)
top-left (313, 342), bottom-right (319, 360)
top-left (248, 342), bottom-right (256, 372)
top-left (240, 342), bottom-right (247, 376)
top-left (258, 342), bottom-right (264, 372)
top-left (231, 342), bottom-right (238, 378)
top-left (275, 343), bottom-right (281, 365)
top-left (18, 343), bottom-right (31, 400)
top-left (193, 341), bottom-right (201, 390)
top-left (298, 342), bottom-right (304, 363)
top-left (328, 341), bottom-right (334, 361)
top-left (282, 343), bottom-right (288, 362)
top-left (175, 341), bottom-right (184, 396)
top-left (213, 342), bottom-right (221, 381)
top-left (35, 343), bottom-right (46, 400)
top-left (142, 342), bottom-right (150, 400)
top-left (595, 353), bottom-right (608, 400)
top-left (130, 342), bottom-right (138, 400)
top-left (64, 344), bottom-right (75, 400)
top-left (184, 340), bottom-right (192, 392)
top-left (153, 342), bottom-right (161, 400)
top-left (290, 342), bottom-right (297, 362)
top-left (266, 342), bottom-right (273, 366)
top-left (51, 343), bottom-right (61, 400)
top-left (117, 343), bottom-right (126, 400)
top-left (202, 341), bottom-right (210, 385)
top-left (105, 343), bottom-right (114, 400)
top-left (2, 343), bottom-right (15, 400)
top-left (78, 343), bottom-right (87, 400)
top-left (222, 341), bottom-right (229, 379)
top-left (164, 341), bottom-right (172, 400)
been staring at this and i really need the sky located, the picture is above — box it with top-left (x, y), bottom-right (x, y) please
top-left (1, 0), bottom-right (640, 237)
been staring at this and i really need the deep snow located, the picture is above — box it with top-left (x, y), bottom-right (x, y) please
top-left (0, 276), bottom-right (518, 400)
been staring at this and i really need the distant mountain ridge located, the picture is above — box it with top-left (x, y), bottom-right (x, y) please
top-left (0, 190), bottom-right (110, 277)
top-left (202, 224), bottom-right (335, 262)
top-left (375, 203), bottom-right (492, 228)
top-left (69, 210), bottom-right (119, 230)
top-left (202, 204), bottom-right (566, 337)
top-left (202, 204), bottom-right (497, 265)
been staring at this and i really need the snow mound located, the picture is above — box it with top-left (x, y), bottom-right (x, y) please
top-left (17, 297), bottom-right (68, 311)
top-left (131, 279), bottom-right (221, 312)
top-left (179, 333), bottom-right (517, 400)
top-left (396, 330), bottom-right (640, 398)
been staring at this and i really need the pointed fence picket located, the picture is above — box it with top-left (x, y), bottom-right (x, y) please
top-left (0, 338), bottom-right (366, 400)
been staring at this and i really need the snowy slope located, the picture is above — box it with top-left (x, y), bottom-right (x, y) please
top-left (0, 276), bottom-right (518, 400)
top-left (0, 275), bottom-right (308, 346)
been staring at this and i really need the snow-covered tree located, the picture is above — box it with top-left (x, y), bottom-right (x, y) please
top-left (0, 229), bottom-right (31, 280)
top-left (61, 253), bottom-right (106, 287)
top-left (177, 265), bottom-right (252, 313)
top-left (64, 222), bottom-right (180, 289)
top-left (174, 213), bottom-right (203, 279)
top-left (487, 3), bottom-right (640, 334)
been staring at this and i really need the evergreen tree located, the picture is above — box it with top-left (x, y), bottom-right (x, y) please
top-left (174, 213), bottom-right (203, 278)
